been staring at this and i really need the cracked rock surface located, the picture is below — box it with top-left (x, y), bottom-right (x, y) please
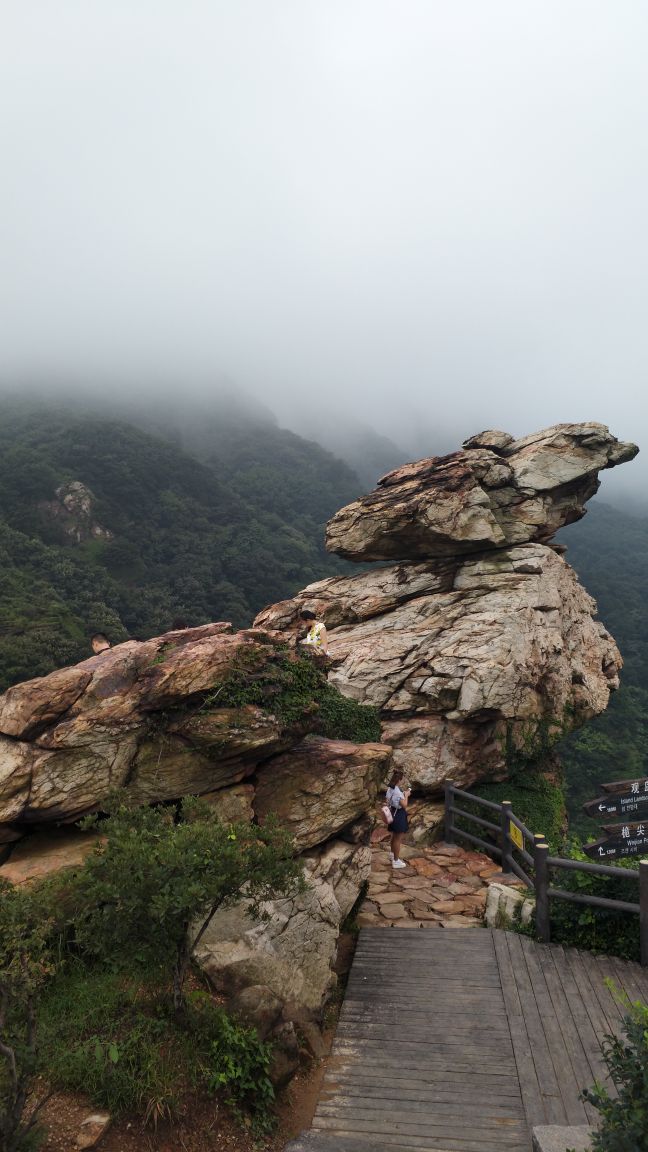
top-left (256, 422), bottom-right (637, 790)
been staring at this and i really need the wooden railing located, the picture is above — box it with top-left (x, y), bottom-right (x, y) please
top-left (444, 782), bottom-right (648, 966)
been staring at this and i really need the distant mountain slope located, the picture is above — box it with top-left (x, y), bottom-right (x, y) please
top-left (557, 502), bottom-right (648, 836)
top-left (0, 399), bottom-right (361, 690)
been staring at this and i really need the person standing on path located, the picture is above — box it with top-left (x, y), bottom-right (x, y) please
top-left (386, 768), bottom-right (411, 869)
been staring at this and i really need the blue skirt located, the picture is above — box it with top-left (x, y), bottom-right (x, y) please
top-left (391, 806), bottom-right (408, 834)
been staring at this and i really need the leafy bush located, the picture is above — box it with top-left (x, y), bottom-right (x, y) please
top-left (0, 879), bottom-right (57, 1152)
top-left (203, 1007), bottom-right (275, 1128)
top-left (71, 797), bottom-right (303, 1014)
top-left (462, 768), bottom-right (567, 852)
top-left (37, 967), bottom-right (276, 1129)
top-left (583, 996), bottom-right (648, 1151)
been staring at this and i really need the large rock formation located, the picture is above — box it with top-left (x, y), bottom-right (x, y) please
top-left (0, 623), bottom-right (390, 1014)
top-left (256, 423), bottom-right (638, 790)
top-left (326, 423), bottom-right (637, 560)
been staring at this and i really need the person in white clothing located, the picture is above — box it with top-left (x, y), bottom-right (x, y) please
top-left (386, 768), bottom-right (411, 869)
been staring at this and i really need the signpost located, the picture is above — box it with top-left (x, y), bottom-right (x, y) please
top-left (583, 778), bottom-right (648, 860)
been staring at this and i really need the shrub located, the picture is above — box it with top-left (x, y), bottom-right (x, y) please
top-left (71, 796), bottom-right (304, 1014)
top-left (547, 841), bottom-right (640, 962)
top-left (583, 996), bottom-right (648, 1151)
top-left (203, 1007), bottom-right (275, 1129)
top-left (0, 879), bottom-right (58, 1152)
top-left (37, 967), bottom-right (276, 1129)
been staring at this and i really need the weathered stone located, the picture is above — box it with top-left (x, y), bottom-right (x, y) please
top-left (138, 629), bottom-right (279, 710)
top-left (227, 985), bottom-right (283, 1040)
top-left (75, 1111), bottom-right (111, 1150)
top-left (268, 1021), bottom-right (300, 1088)
top-left (256, 425), bottom-right (636, 798)
top-left (194, 838), bottom-right (369, 1014)
top-left (254, 736), bottom-right (391, 852)
top-left (0, 829), bottom-right (104, 886)
top-left (127, 735), bottom-right (253, 806)
top-left (0, 738), bottom-right (33, 823)
top-left (25, 737), bottom-right (138, 823)
top-left (532, 1126), bottom-right (594, 1152)
top-left (485, 882), bottom-right (535, 928)
top-left (199, 783), bottom-right (255, 824)
top-left (170, 706), bottom-right (290, 763)
top-left (0, 824), bottom-right (23, 844)
top-left (0, 667), bottom-right (92, 739)
top-left (260, 544), bottom-right (622, 791)
top-left (324, 423), bottom-right (637, 561)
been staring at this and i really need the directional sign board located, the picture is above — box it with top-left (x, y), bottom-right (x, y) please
top-left (583, 792), bottom-right (648, 820)
top-left (601, 776), bottom-right (648, 796)
top-left (583, 777), bottom-right (648, 821)
top-left (583, 822), bottom-right (648, 860)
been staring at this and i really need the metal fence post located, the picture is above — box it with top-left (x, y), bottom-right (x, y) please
top-left (534, 837), bottom-right (550, 944)
top-left (640, 859), bottom-right (648, 968)
top-left (500, 800), bottom-right (513, 875)
top-left (445, 781), bottom-right (455, 845)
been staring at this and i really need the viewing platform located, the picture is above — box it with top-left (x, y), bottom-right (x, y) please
top-left (286, 926), bottom-right (648, 1152)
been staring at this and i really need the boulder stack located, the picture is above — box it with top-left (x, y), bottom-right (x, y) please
top-left (256, 423), bottom-right (638, 790)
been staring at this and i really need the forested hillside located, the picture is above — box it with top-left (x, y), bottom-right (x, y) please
top-left (0, 399), bottom-right (360, 690)
top-left (558, 502), bottom-right (648, 838)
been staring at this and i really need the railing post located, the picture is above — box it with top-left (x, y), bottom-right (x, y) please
top-left (445, 781), bottom-right (455, 845)
top-left (500, 800), bottom-right (513, 875)
top-left (640, 859), bottom-right (648, 968)
top-left (534, 837), bottom-right (550, 944)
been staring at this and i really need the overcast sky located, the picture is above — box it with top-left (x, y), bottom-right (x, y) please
top-left (1, 2), bottom-right (646, 497)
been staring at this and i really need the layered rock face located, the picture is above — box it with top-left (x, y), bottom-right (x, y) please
top-left (257, 423), bottom-right (638, 790)
top-left (0, 623), bottom-right (390, 1013)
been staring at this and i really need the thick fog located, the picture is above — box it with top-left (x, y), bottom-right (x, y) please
top-left (1, 2), bottom-right (647, 499)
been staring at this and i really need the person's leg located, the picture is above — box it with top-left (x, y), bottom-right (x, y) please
top-left (391, 832), bottom-right (403, 861)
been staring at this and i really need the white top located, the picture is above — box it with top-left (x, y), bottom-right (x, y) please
top-left (386, 785), bottom-right (405, 811)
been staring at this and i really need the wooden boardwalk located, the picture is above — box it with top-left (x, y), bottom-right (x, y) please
top-left (286, 927), bottom-right (648, 1152)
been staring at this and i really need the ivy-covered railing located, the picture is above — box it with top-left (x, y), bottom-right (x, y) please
top-left (444, 782), bottom-right (648, 966)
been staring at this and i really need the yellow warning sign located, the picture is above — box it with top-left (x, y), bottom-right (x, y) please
top-left (509, 821), bottom-right (524, 852)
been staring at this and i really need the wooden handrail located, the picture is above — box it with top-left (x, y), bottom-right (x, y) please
top-left (444, 782), bottom-right (648, 965)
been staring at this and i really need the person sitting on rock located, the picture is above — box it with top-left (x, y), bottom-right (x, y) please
top-left (386, 768), bottom-right (411, 869)
top-left (90, 632), bottom-right (111, 654)
top-left (298, 609), bottom-right (329, 658)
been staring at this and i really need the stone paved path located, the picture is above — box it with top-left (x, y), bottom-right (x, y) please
top-left (358, 833), bottom-right (502, 928)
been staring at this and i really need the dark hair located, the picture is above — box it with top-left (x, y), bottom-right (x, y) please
top-left (299, 610), bottom-right (316, 621)
top-left (388, 768), bottom-right (405, 788)
top-left (91, 632), bottom-right (109, 644)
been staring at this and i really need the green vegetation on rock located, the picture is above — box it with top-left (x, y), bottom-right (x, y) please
top-left (209, 652), bottom-right (382, 743)
top-left (0, 798), bottom-right (303, 1144)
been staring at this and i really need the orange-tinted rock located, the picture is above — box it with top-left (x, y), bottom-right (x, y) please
top-left (0, 828), bottom-right (104, 886)
top-left (254, 736), bottom-right (392, 852)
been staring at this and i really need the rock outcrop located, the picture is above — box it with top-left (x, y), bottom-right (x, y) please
top-left (256, 423), bottom-right (638, 792)
top-left (0, 622), bottom-right (390, 1013)
top-left (39, 481), bottom-right (113, 544)
top-left (326, 423), bottom-right (637, 561)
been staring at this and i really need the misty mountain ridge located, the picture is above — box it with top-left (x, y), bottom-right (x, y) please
top-left (0, 393), bottom-right (645, 702)
top-left (0, 397), bottom-right (362, 689)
